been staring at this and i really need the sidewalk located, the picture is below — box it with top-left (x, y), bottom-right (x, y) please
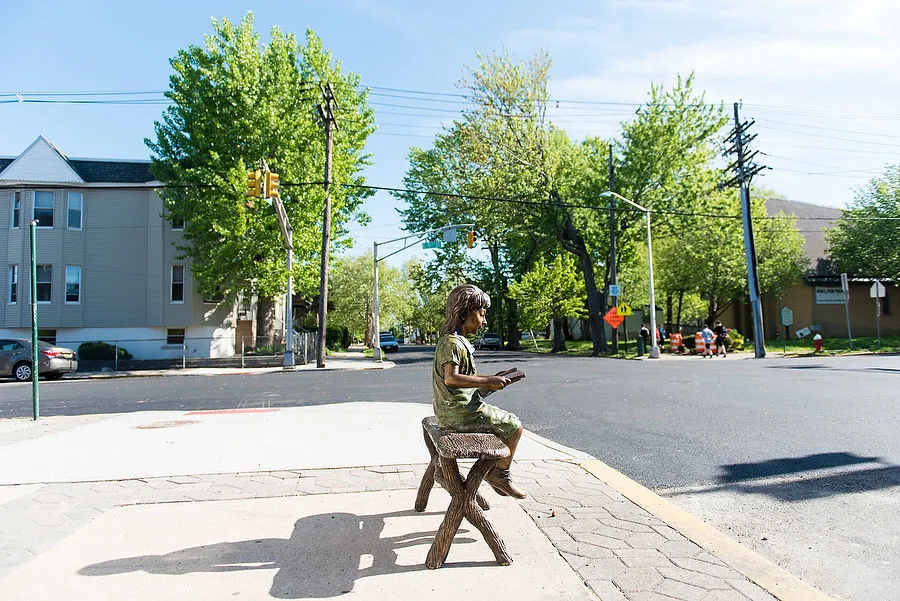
top-left (65, 348), bottom-right (395, 380)
top-left (0, 356), bottom-right (835, 600)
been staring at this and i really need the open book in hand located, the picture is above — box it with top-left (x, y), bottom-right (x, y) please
top-left (479, 368), bottom-right (526, 398)
top-left (497, 367), bottom-right (526, 383)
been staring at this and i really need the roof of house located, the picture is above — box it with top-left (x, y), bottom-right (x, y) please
top-left (0, 136), bottom-right (155, 184)
top-left (765, 197), bottom-right (843, 265)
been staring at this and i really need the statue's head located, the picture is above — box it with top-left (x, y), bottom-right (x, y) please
top-left (441, 284), bottom-right (491, 335)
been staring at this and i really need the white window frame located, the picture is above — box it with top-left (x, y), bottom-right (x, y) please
top-left (33, 191), bottom-right (54, 228)
top-left (36, 264), bottom-right (52, 303)
top-left (170, 265), bottom-right (185, 303)
top-left (67, 191), bottom-right (83, 230)
top-left (171, 218), bottom-right (184, 230)
top-left (8, 264), bottom-right (17, 304)
top-left (10, 191), bottom-right (21, 229)
top-left (65, 265), bottom-right (81, 304)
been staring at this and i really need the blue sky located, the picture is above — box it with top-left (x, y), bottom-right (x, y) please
top-left (3, 0), bottom-right (899, 266)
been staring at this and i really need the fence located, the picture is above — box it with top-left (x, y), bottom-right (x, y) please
top-left (48, 330), bottom-right (318, 372)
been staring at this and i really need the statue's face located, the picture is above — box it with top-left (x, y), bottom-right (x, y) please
top-left (461, 307), bottom-right (487, 336)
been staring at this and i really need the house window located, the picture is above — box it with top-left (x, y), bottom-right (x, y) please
top-left (36, 264), bottom-right (52, 303)
top-left (33, 191), bottom-right (54, 227)
top-left (167, 328), bottom-right (185, 345)
top-left (11, 191), bottom-right (21, 228)
top-left (170, 265), bottom-right (184, 303)
top-left (65, 265), bottom-right (81, 303)
top-left (171, 218), bottom-right (184, 230)
top-left (8, 265), bottom-right (17, 304)
top-left (38, 329), bottom-right (57, 345)
top-left (67, 192), bottom-right (83, 229)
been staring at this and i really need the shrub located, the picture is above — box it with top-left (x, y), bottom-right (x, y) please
top-left (77, 341), bottom-right (133, 361)
top-left (726, 330), bottom-right (745, 351)
top-left (326, 326), bottom-right (349, 351)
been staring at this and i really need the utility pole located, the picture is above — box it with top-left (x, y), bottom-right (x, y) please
top-left (608, 145), bottom-right (619, 354)
top-left (723, 102), bottom-right (767, 358)
top-left (316, 83), bottom-right (338, 368)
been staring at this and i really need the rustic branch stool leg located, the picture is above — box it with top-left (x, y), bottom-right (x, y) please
top-left (416, 424), bottom-right (490, 512)
top-left (415, 426), bottom-right (439, 512)
top-left (426, 457), bottom-right (467, 569)
top-left (462, 457), bottom-right (511, 565)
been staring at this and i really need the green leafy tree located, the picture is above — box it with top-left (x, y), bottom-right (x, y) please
top-left (509, 254), bottom-right (586, 352)
top-left (146, 14), bottom-right (374, 342)
top-left (826, 165), bottom-right (900, 280)
top-left (328, 253), bottom-right (415, 344)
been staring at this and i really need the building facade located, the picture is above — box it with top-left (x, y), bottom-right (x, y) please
top-left (0, 136), bottom-right (247, 359)
top-left (729, 198), bottom-right (898, 340)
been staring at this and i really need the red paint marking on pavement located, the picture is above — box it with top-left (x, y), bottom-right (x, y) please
top-left (185, 408), bottom-right (280, 415)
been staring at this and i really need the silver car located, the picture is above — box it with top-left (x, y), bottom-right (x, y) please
top-left (0, 339), bottom-right (78, 382)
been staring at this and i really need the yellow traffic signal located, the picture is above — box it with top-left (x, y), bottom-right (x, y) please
top-left (247, 169), bottom-right (262, 198)
top-left (466, 230), bottom-right (476, 248)
top-left (266, 172), bottom-right (280, 199)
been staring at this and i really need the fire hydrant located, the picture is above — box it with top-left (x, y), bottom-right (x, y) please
top-left (813, 333), bottom-right (823, 352)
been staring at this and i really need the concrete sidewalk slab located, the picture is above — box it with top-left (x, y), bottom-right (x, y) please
top-left (0, 403), bottom-right (580, 485)
top-left (0, 490), bottom-right (596, 601)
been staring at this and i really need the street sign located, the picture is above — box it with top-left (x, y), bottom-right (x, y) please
top-left (609, 284), bottom-right (621, 297)
top-left (603, 308), bottom-right (624, 329)
top-left (870, 281), bottom-right (886, 298)
top-left (780, 306), bottom-right (794, 326)
top-left (442, 229), bottom-right (457, 243)
top-left (422, 240), bottom-right (442, 249)
top-left (795, 327), bottom-right (811, 339)
top-left (617, 303), bottom-right (633, 317)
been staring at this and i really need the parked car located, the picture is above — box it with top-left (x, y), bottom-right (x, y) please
top-left (0, 339), bottom-right (79, 382)
top-left (379, 332), bottom-right (399, 353)
top-left (475, 332), bottom-right (502, 350)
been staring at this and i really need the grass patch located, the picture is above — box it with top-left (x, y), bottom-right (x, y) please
top-left (766, 335), bottom-right (900, 357)
top-left (520, 335), bottom-right (900, 358)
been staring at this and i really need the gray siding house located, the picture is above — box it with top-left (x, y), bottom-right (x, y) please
top-left (0, 136), bottom-right (245, 359)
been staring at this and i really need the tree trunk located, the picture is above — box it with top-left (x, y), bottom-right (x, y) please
top-left (666, 293), bottom-right (673, 333)
top-left (256, 296), bottom-right (277, 348)
top-left (505, 298), bottom-right (522, 350)
top-left (488, 243), bottom-right (506, 344)
top-left (560, 214), bottom-right (607, 355)
top-left (551, 317), bottom-right (566, 353)
top-left (676, 290), bottom-right (684, 332)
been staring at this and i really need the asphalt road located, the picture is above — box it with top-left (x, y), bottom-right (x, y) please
top-left (1, 345), bottom-right (897, 600)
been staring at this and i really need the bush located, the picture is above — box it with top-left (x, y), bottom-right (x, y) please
top-left (326, 326), bottom-right (351, 351)
top-left (726, 330), bottom-right (745, 351)
top-left (77, 341), bottom-right (133, 361)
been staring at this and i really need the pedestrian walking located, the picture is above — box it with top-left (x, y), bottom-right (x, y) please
top-left (713, 321), bottom-right (728, 357)
top-left (700, 325), bottom-right (714, 358)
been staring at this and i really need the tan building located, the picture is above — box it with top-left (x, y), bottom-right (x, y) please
top-left (729, 198), bottom-right (898, 340)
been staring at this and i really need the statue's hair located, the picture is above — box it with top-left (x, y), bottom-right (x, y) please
top-left (440, 284), bottom-right (491, 335)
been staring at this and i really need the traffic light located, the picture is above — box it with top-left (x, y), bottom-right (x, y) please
top-left (265, 171), bottom-right (280, 199)
top-left (466, 230), bottom-right (477, 248)
top-left (247, 169), bottom-right (262, 198)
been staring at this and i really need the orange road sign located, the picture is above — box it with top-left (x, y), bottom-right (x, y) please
top-left (603, 307), bottom-right (624, 329)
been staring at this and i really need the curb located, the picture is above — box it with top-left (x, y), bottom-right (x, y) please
top-left (579, 459), bottom-right (837, 601)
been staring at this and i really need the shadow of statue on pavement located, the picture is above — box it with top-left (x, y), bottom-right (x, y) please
top-left (79, 509), bottom-right (482, 598)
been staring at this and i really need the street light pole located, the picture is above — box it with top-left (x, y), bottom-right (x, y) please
top-left (372, 223), bottom-right (474, 362)
top-left (601, 191), bottom-right (659, 359)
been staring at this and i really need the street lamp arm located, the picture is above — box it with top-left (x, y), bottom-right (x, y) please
top-left (374, 223), bottom-right (475, 263)
top-left (599, 190), bottom-right (649, 214)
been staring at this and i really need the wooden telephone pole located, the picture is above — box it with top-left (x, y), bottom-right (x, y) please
top-left (316, 83), bottom-right (338, 368)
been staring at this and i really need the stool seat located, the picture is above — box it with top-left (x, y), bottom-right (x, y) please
top-left (415, 416), bottom-right (512, 568)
